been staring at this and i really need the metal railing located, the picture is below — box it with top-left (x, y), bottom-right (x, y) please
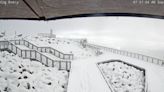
top-left (86, 43), bottom-right (164, 66)
top-left (0, 40), bottom-right (71, 70)
top-left (10, 39), bottom-right (74, 60)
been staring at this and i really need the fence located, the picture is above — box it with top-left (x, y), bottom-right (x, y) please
top-left (9, 39), bottom-right (74, 60)
top-left (0, 41), bottom-right (8, 49)
top-left (0, 40), bottom-right (71, 70)
top-left (86, 43), bottom-right (164, 66)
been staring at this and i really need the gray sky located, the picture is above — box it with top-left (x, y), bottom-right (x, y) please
top-left (0, 17), bottom-right (164, 59)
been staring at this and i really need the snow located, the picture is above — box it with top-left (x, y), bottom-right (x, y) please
top-left (0, 35), bottom-right (164, 92)
top-left (98, 61), bottom-right (145, 92)
top-left (16, 45), bottom-right (31, 50)
top-left (42, 53), bottom-right (64, 61)
top-left (0, 51), bottom-right (69, 92)
top-left (67, 52), bottom-right (164, 92)
top-left (25, 35), bottom-right (97, 59)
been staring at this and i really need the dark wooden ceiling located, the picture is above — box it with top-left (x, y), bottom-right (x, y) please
top-left (0, 0), bottom-right (164, 20)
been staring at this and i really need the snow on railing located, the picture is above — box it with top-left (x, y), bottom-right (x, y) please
top-left (9, 39), bottom-right (74, 60)
top-left (86, 43), bottom-right (164, 66)
top-left (0, 40), bottom-right (71, 71)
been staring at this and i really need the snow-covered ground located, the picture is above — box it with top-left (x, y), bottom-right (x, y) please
top-left (0, 51), bottom-right (69, 92)
top-left (0, 35), bottom-right (164, 92)
top-left (25, 35), bottom-right (97, 59)
top-left (67, 51), bottom-right (164, 92)
top-left (99, 61), bottom-right (145, 92)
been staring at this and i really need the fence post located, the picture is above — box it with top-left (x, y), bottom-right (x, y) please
top-left (11, 44), bottom-right (13, 50)
top-left (19, 40), bottom-right (20, 45)
top-left (52, 60), bottom-right (54, 67)
top-left (25, 50), bottom-right (27, 58)
top-left (40, 54), bottom-right (42, 63)
top-left (16, 47), bottom-right (17, 54)
top-left (30, 50), bottom-right (31, 58)
top-left (21, 50), bottom-right (22, 57)
top-left (66, 62), bottom-right (68, 70)
top-left (46, 57), bottom-right (48, 66)
top-left (35, 51), bottom-right (37, 59)
top-left (59, 61), bottom-right (61, 70)
top-left (147, 57), bottom-right (148, 62)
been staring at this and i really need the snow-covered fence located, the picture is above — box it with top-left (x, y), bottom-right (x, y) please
top-left (10, 39), bottom-right (74, 60)
top-left (0, 41), bottom-right (8, 49)
top-left (86, 43), bottom-right (164, 66)
top-left (0, 40), bottom-right (71, 70)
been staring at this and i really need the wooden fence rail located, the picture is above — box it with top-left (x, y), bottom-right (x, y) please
top-left (10, 40), bottom-right (74, 60)
top-left (0, 40), bottom-right (71, 70)
top-left (86, 43), bottom-right (164, 66)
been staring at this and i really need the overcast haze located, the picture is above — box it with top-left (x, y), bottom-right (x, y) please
top-left (0, 17), bottom-right (164, 59)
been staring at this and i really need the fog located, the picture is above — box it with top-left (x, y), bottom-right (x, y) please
top-left (0, 17), bottom-right (164, 59)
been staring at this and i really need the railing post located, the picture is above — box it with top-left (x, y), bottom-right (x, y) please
top-left (25, 50), bottom-right (27, 59)
top-left (40, 54), bottom-right (42, 63)
top-left (19, 39), bottom-right (20, 45)
top-left (30, 50), bottom-right (32, 58)
top-left (16, 47), bottom-right (17, 54)
top-left (46, 57), bottom-right (48, 66)
top-left (65, 61), bottom-right (68, 70)
top-left (21, 50), bottom-right (22, 57)
top-left (59, 61), bottom-right (61, 70)
top-left (11, 44), bottom-right (13, 51)
top-left (59, 52), bottom-right (61, 58)
top-left (52, 60), bottom-right (54, 67)
top-left (35, 51), bottom-right (37, 59)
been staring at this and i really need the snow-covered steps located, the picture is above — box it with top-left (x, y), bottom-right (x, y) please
top-left (10, 39), bottom-right (74, 60)
top-left (0, 40), bottom-right (71, 71)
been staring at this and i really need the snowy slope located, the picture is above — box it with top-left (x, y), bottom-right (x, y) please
top-left (0, 51), bottom-right (69, 92)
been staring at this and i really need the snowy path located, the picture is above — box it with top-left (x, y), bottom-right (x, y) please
top-left (67, 58), bottom-right (111, 92)
top-left (67, 52), bottom-right (164, 92)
